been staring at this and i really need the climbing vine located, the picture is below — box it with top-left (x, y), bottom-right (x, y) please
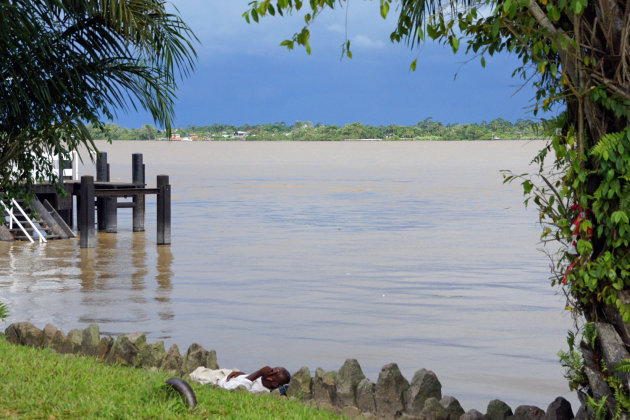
top-left (507, 127), bottom-right (630, 319)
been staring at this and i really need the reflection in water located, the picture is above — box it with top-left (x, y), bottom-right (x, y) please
top-left (79, 248), bottom-right (96, 291)
top-left (132, 233), bottom-right (148, 292)
top-left (73, 230), bottom-right (174, 328)
top-left (95, 233), bottom-right (117, 289)
top-left (156, 246), bottom-right (173, 293)
top-left (156, 246), bottom-right (174, 321)
top-left (0, 227), bottom-right (176, 334)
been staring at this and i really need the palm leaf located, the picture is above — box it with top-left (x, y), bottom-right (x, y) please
top-left (391, 0), bottom-right (480, 47)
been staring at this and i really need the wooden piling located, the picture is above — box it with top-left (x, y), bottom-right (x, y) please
top-left (96, 152), bottom-right (107, 231)
top-left (76, 193), bottom-right (81, 231)
top-left (105, 205), bottom-right (117, 233)
top-left (132, 153), bottom-right (145, 232)
top-left (157, 175), bottom-right (171, 245)
top-left (105, 162), bottom-right (117, 233)
top-left (132, 153), bottom-right (143, 184)
top-left (79, 175), bottom-right (95, 248)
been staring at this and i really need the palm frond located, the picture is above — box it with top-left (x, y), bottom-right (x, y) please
top-left (391, 0), bottom-right (481, 47)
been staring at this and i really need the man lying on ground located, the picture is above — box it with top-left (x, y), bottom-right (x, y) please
top-left (190, 365), bottom-right (291, 394)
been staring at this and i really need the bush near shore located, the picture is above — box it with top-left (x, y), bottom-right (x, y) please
top-left (0, 334), bottom-right (342, 419)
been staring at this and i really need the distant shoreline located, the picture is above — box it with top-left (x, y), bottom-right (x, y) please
top-left (88, 119), bottom-right (546, 141)
top-left (93, 137), bottom-right (550, 142)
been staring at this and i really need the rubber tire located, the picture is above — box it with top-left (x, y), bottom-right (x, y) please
top-left (165, 377), bottom-right (197, 408)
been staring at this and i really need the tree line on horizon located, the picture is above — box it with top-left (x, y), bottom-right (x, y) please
top-left (89, 117), bottom-right (544, 141)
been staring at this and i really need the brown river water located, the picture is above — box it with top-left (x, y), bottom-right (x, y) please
top-left (0, 140), bottom-right (577, 411)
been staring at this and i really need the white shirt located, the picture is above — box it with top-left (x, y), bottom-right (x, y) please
top-left (189, 367), bottom-right (269, 393)
top-left (218, 375), bottom-right (269, 393)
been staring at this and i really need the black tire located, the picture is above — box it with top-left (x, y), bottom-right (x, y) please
top-left (165, 377), bottom-right (197, 408)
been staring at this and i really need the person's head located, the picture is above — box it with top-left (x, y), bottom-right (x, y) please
top-left (262, 367), bottom-right (291, 390)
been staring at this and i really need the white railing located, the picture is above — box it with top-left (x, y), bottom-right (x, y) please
top-left (1, 199), bottom-right (33, 243)
top-left (0, 199), bottom-right (46, 243)
top-left (9, 150), bottom-right (79, 184)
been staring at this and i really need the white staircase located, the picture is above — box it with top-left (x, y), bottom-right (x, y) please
top-left (0, 197), bottom-right (75, 242)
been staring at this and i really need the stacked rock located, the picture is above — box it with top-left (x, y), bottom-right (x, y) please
top-left (282, 360), bottom-right (575, 419)
top-left (3, 322), bottom-right (217, 375)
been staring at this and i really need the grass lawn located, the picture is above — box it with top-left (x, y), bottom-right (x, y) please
top-left (0, 335), bottom-right (344, 419)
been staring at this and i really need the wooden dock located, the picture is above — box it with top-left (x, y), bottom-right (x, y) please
top-left (27, 152), bottom-right (171, 248)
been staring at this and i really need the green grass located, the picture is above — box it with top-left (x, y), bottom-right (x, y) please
top-left (0, 336), bottom-right (344, 419)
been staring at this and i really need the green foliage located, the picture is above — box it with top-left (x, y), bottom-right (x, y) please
top-left (613, 359), bottom-right (630, 374)
top-left (583, 322), bottom-right (598, 348)
top-left (506, 124), bottom-right (630, 327)
top-left (138, 124), bottom-right (159, 141)
top-left (590, 358), bottom-right (630, 419)
top-left (0, 0), bottom-right (197, 200)
top-left (586, 394), bottom-right (609, 420)
top-left (557, 329), bottom-right (588, 391)
top-left (561, 128), bottom-right (630, 320)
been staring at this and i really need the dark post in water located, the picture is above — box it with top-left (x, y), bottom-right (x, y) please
top-left (105, 161), bottom-right (117, 233)
top-left (96, 152), bottom-right (107, 231)
top-left (79, 175), bottom-right (95, 248)
top-left (96, 153), bottom-right (117, 232)
top-left (132, 153), bottom-right (145, 232)
top-left (157, 175), bottom-right (171, 245)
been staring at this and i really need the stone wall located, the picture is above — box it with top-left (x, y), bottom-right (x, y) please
top-left (3, 322), bottom-right (578, 419)
top-left (3, 322), bottom-right (218, 375)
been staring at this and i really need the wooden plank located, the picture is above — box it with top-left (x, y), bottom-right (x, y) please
top-left (69, 181), bottom-right (144, 195)
top-left (30, 197), bottom-right (68, 239)
top-left (93, 188), bottom-right (159, 197)
top-left (42, 199), bottom-right (75, 238)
